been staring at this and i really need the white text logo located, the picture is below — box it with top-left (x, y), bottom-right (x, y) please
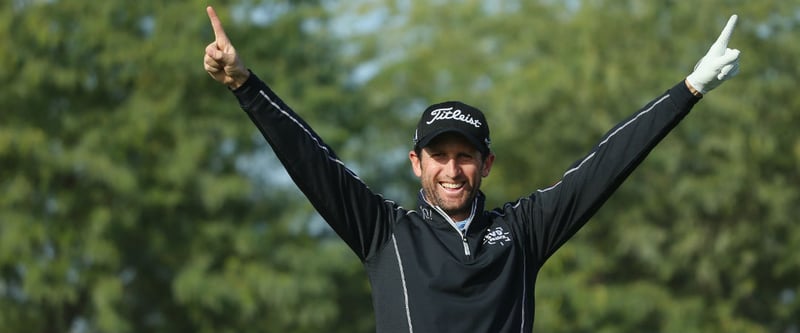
top-left (426, 107), bottom-right (482, 128)
top-left (483, 226), bottom-right (511, 246)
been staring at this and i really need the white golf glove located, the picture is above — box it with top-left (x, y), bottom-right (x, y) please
top-left (686, 15), bottom-right (741, 95)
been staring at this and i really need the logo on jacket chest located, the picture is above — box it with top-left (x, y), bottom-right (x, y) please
top-left (421, 208), bottom-right (433, 221)
top-left (483, 226), bottom-right (511, 246)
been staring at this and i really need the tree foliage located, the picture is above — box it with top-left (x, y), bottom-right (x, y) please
top-left (2, 1), bottom-right (372, 332)
top-left (1, 0), bottom-right (798, 332)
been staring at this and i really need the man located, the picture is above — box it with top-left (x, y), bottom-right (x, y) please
top-left (203, 6), bottom-right (740, 332)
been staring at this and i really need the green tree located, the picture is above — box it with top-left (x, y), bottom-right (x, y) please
top-left (1, 1), bottom-right (374, 332)
top-left (3, 0), bottom-right (799, 332)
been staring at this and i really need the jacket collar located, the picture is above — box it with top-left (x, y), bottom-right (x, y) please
top-left (416, 189), bottom-right (487, 231)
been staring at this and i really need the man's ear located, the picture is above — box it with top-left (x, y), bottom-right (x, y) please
top-left (481, 152), bottom-right (495, 177)
top-left (409, 150), bottom-right (422, 177)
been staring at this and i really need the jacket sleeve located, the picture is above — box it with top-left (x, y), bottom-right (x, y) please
top-left (517, 80), bottom-right (701, 264)
top-left (232, 72), bottom-right (396, 262)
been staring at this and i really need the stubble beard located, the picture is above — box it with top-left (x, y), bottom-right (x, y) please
top-left (421, 178), bottom-right (480, 220)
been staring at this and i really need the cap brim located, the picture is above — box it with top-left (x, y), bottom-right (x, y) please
top-left (415, 129), bottom-right (489, 156)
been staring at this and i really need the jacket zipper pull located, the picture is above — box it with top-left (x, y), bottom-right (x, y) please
top-left (462, 236), bottom-right (471, 256)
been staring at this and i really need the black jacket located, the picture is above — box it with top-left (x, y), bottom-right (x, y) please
top-left (233, 73), bottom-right (700, 333)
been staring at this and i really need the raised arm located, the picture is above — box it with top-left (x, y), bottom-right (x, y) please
top-left (201, 6), bottom-right (397, 261)
top-left (525, 15), bottom-right (742, 263)
top-left (203, 6), bottom-right (250, 89)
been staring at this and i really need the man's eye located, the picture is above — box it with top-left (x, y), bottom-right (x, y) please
top-left (459, 154), bottom-right (476, 161)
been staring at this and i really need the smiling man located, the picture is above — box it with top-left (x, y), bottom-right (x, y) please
top-left (410, 101), bottom-right (495, 223)
top-left (203, 6), bottom-right (741, 332)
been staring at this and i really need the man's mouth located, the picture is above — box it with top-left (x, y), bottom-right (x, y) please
top-left (440, 182), bottom-right (464, 191)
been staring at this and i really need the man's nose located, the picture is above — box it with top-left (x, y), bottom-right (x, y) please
top-left (444, 158), bottom-right (461, 177)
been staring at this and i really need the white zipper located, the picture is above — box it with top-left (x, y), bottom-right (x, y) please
top-left (461, 236), bottom-right (471, 256)
top-left (432, 205), bottom-right (472, 257)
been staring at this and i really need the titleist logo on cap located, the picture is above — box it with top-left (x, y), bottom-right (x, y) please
top-left (426, 107), bottom-right (483, 128)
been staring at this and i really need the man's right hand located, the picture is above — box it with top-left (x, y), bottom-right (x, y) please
top-left (204, 6), bottom-right (249, 89)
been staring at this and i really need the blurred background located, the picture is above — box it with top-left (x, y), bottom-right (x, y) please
top-left (1, 0), bottom-right (798, 332)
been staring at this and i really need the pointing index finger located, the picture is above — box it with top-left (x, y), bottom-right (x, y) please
top-left (714, 14), bottom-right (738, 50)
top-left (206, 6), bottom-right (230, 46)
